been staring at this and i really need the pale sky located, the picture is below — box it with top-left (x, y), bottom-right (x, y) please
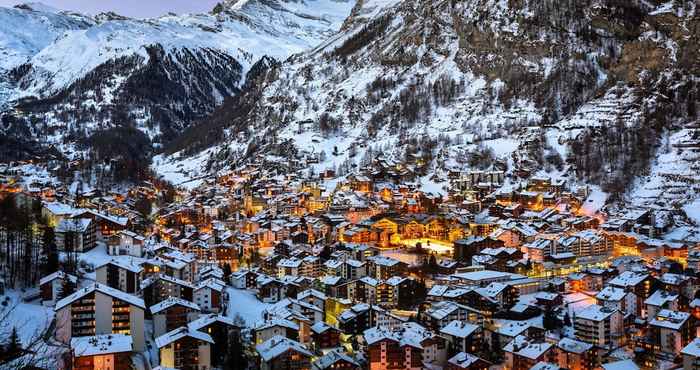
top-left (0, 0), bottom-right (222, 18)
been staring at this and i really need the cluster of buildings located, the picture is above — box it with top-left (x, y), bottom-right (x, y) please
top-left (2, 157), bottom-right (700, 370)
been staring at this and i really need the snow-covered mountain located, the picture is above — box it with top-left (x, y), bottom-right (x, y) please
top-left (156, 0), bottom-right (699, 211)
top-left (0, 0), bottom-right (354, 156)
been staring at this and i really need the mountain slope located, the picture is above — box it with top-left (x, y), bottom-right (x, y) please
top-left (0, 0), bottom-right (355, 158)
top-left (158, 0), bottom-right (699, 210)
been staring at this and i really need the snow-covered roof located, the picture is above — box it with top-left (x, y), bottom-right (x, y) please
top-left (194, 278), bottom-right (225, 292)
top-left (71, 334), bottom-right (133, 357)
top-left (310, 321), bottom-right (337, 335)
top-left (447, 352), bottom-right (486, 368)
top-left (297, 289), bottom-right (326, 301)
top-left (187, 314), bottom-right (237, 332)
top-left (601, 359), bottom-right (640, 370)
top-left (453, 270), bottom-right (526, 283)
top-left (576, 304), bottom-right (617, 322)
top-left (255, 318), bottom-right (299, 331)
top-left (55, 283), bottom-right (145, 310)
top-left (596, 286), bottom-right (626, 302)
top-left (649, 309), bottom-right (690, 330)
top-left (367, 255), bottom-right (402, 267)
top-left (608, 271), bottom-right (648, 288)
top-left (644, 290), bottom-right (678, 307)
top-left (256, 335), bottom-right (312, 362)
top-left (530, 363), bottom-right (562, 370)
top-left (557, 337), bottom-right (593, 354)
top-left (503, 335), bottom-right (553, 359)
top-left (440, 320), bottom-right (479, 338)
top-left (312, 349), bottom-right (358, 370)
top-left (155, 326), bottom-right (214, 348)
top-left (363, 322), bottom-right (434, 349)
top-left (150, 297), bottom-right (200, 314)
top-left (497, 321), bottom-right (531, 337)
top-left (659, 273), bottom-right (689, 286)
top-left (43, 201), bottom-right (80, 215)
top-left (56, 218), bottom-right (92, 233)
top-left (39, 270), bottom-right (77, 286)
top-left (682, 338), bottom-right (700, 358)
top-left (97, 259), bottom-right (143, 273)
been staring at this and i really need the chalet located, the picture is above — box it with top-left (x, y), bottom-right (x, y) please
top-left (40, 271), bottom-right (78, 306)
top-left (681, 338), bottom-right (700, 370)
top-left (150, 297), bottom-right (201, 338)
top-left (646, 309), bottom-right (694, 359)
top-left (155, 326), bottom-right (213, 370)
top-left (556, 337), bottom-right (595, 370)
top-left (312, 350), bottom-right (360, 370)
top-left (366, 255), bottom-right (407, 280)
top-left (439, 320), bottom-right (481, 354)
top-left (42, 201), bottom-right (79, 228)
top-left (187, 314), bottom-right (240, 368)
top-left (644, 290), bottom-right (679, 319)
top-left (141, 274), bottom-right (194, 307)
top-left (230, 269), bottom-right (258, 289)
top-left (56, 218), bottom-right (96, 252)
top-left (194, 278), bottom-right (225, 313)
top-left (95, 259), bottom-right (143, 294)
top-left (595, 286), bottom-right (629, 314)
top-left (504, 335), bottom-right (555, 370)
top-left (107, 230), bottom-right (145, 257)
top-left (254, 318), bottom-right (300, 344)
top-left (55, 283), bottom-right (146, 351)
top-left (454, 237), bottom-right (505, 263)
top-left (607, 271), bottom-right (657, 317)
top-left (364, 323), bottom-right (446, 370)
top-left (310, 321), bottom-right (341, 350)
top-left (71, 334), bottom-right (133, 370)
top-left (574, 304), bottom-right (624, 348)
top-left (72, 210), bottom-right (130, 240)
top-left (446, 352), bottom-right (490, 370)
top-left (256, 335), bottom-right (312, 370)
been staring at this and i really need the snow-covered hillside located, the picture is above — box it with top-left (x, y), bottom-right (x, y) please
top-left (156, 0), bottom-right (700, 211)
top-left (0, 0), bottom-right (355, 155)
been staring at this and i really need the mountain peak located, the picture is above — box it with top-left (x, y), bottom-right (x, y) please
top-left (12, 2), bottom-right (62, 14)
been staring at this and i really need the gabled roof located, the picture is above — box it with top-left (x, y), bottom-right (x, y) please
top-left (596, 286), bottom-right (626, 302)
top-left (56, 218), bottom-right (92, 233)
top-left (56, 283), bottom-right (145, 311)
top-left (644, 289), bottom-right (678, 307)
top-left (155, 326), bottom-right (214, 348)
top-left (503, 335), bottom-right (553, 360)
top-left (256, 335), bottom-right (312, 362)
top-left (649, 309), bottom-right (690, 330)
top-left (150, 297), bottom-right (200, 314)
top-left (97, 259), bottom-right (143, 274)
top-left (557, 337), bottom-right (593, 354)
top-left (576, 304), bottom-right (617, 322)
top-left (440, 320), bottom-right (479, 338)
top-left (608, 271), bottom-right (648, 288)
top-left (39, 271), bottom-right (77, 286)
top-left (312, 349), bottom-right (358, 369)
top-left (187, 314), bottom-right (238, 332)
top-left (447, 352), bottom-right (488, 368)
top-left (71, 334), bottom-right (133, 357)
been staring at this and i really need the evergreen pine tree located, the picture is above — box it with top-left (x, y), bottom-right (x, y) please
top-left (221, 263), bottom-right (232, 281)
top-left (59, 276), bottom-right (77, 299)
top-left (7, 326), bottom-right (21, 355)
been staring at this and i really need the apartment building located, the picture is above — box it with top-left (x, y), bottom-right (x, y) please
top-left (55, 283), bottom-right (146, 351)
top-left (574, 304), bottom-right (624, 349)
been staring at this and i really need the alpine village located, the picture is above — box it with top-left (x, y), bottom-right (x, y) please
top-left (0, 0), bottom-right (700, 370)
